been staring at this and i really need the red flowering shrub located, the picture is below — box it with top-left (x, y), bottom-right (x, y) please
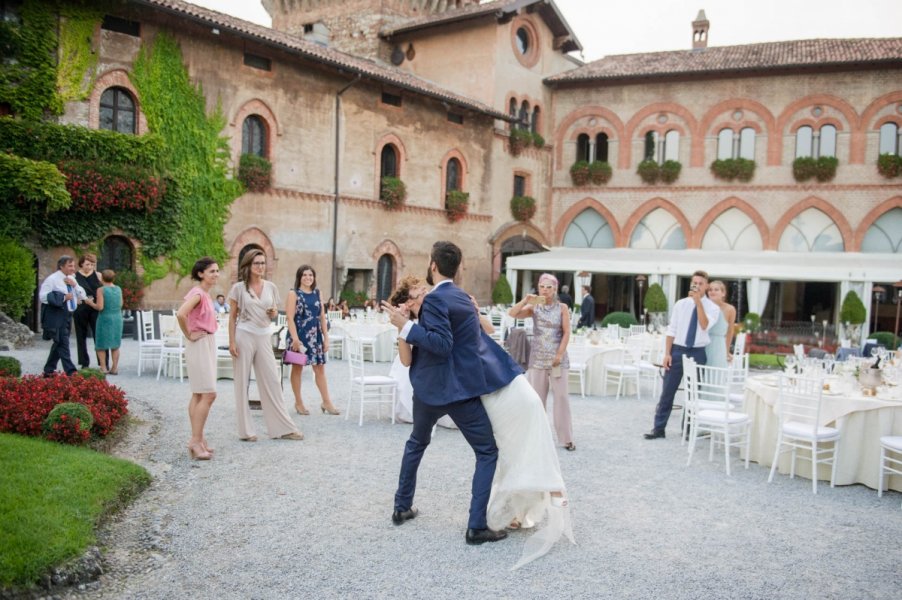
top-left (42, 402), bottom-right (94, 445)
top-left (0, 374), bottom-right (128, 441)
top-left (58, 160), bottom-right (165, 213)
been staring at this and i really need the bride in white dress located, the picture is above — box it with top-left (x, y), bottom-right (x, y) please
top-left (389, 277), bottom-right (574, 569)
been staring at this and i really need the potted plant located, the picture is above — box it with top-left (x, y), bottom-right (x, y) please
top-left (509, 128), bottom-right (531, 156)
top-left (660, 160), bottom-right (681, 184)
top-left (643, 282), bottom-right (668, 333)
top-left (510, 195), bottom-right (536, 221)
top-left (877, 153), bottom-right (901, 178)
top-left (637, 159), bottom-right (659, 184)
top-left (814, 156), bottom-right (838, 182)
top-left (491, 276), bottom-right (513, 305)
top-left (530, 132), bottom-right (545, 148)
top-left (238, 154), bottom-right (272, 191)
top-left (588, 160), bottom-right (613, 185)
top-left (840, 290), bottom-right (866, 346)
top-left (569, 160), bottom-right (590, 186)
top-left (742, 312), bottom-right (761, 333)
top-left (380, 176), bottom-right (406, 209)
top-left (444, 190), bottom-right (469, 223)
top-left (792, 157), bottom-right (817, 182)
top-left (711, 158), bottom-right (755, 182)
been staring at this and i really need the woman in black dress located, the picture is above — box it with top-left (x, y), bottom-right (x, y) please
top-left (73, 253), bottom-right (103, 369)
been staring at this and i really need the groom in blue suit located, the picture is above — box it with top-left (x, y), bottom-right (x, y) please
top-left (387, 241), bottom-right (515, 545)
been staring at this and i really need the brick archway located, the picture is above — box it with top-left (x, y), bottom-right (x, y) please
top-left (553, 106), bottom-right (625, 168)
top-left (622, 198), bottom-right (692, 248)
top-left (622, 102), bottom-right (698, 169)
top-left (228, 227), bottom-right (277, 283)
top-left (697, 98), bottom-right (776, 165)
top-left (774, 94), bottom-right (861, 164)
top-left (88, 69), bottom-right (148, 135)
top-left (770, 196), bottom-right (853, 251)
top-left (852, 196), bottom-right (902, 251)
top-left (554, 198), bottom-right (624, 247)
top-left (691, 197), bottom-right (770, 249)
top-left (490, 221), bottom-right (549, 282)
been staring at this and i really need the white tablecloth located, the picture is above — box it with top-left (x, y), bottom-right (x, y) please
top-left (332, 322), bottom-right (396, 362)
top-left (744, 375), bottom-right (902, 491)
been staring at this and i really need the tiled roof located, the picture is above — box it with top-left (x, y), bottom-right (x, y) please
top-left (381, 0), bottom-right (581, 53)
top-left (546, 38), bottom-right (902, 84)
top-left (132, 0), bottom-right (512, 120)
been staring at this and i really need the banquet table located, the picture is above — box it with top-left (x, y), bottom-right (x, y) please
top-left (331, 321), bottom-right (396, 362)
top-left (567, 341), bottom-right (629, 396)
top-left (744, 375), bottom-right (902, 492)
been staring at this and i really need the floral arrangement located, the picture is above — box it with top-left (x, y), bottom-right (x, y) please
top-left (42, 402), bottom-right (94, 445)
top-left (510, 195), bottom-right (536, 221)
top-left (445, 190), bottom-right (469, 222)
top-left (0, 373), bottom-right (128, 442)
top-left (117, 270), bottom-right (145, 310)
top-left (380, 176), bottom-right (407, 209)
top-left (58, 160), bottom-right (165, 212)
top-left (238, 154), bottom-right (272, 192)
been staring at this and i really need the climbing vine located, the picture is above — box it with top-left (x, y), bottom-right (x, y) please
top-left (56, 3), bottom-right (108, 104)
top-left (131, 32), bottom-right (243, 276)
top-left (0, 1), bottom-right (61, 119)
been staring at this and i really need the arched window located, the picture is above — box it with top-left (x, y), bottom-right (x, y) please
top-left (701, 208), bottom-right (763, 251)
top-left (531, 106), bottom-right (540, 134)
top-left (380, 144), bottom-right (398, 178)
top-left (509, 98), bottom-right (517, 121)
top-left (99, 236), bottom-right (134, 272)
top-left (879, 122), bottom-right (900, 156)
top-left (242, 115), bottom-right (266, 157)
top-left (563, 209), bottom-right (615, 248)
top-left (643, 131), bottom-right (658, 162)
top-left (99, 87), bottom-right (136, 134)
top-left (519, 101), bottom-right (530, 130)
top-left (778, 208), bottom-right (843, 252)
top-left (376, 254), bottom-right (394, 302)
top-left (819, 125), bottom-right (836, 158)
top-left (739, 128), bottom-right (755, 160)
top-left (795, 125), bottom-right (813, 158)
top-left (446, 157), bottom-right (461, 192)
top-left (861, 208), bottom-right (902, 253)
top-left (595, 133), bottom-right (609, 162)
top-left (717, 128), bottom-right (733, 160)
top-left (663, 130), bottom-right (680, 162)
top-left (576, 134), bottom-right (590, 163)
top-left (629, 208), bottom-right (686, 250)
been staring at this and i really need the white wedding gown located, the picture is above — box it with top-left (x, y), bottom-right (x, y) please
top-left (482, 374), bottom-right (575, 569)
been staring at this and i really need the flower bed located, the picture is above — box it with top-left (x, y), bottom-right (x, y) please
top-left (0, 374), bottom-right (128, 443)
top-left (58, 160), bottom-right (165, 212)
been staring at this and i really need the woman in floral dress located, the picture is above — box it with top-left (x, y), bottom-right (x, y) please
top-left (285, 265), bottom-right (340, 416)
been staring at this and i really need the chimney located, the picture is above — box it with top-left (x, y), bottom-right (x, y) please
top-left (692, 9), bottom-right (709, 50)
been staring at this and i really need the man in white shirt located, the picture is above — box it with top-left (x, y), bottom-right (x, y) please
top-left (213, 294), bottom-right (229, 313)
top-left (644, 270), bottom-right (721, 439)
top-left (39, 255), bottom-right (87, 376)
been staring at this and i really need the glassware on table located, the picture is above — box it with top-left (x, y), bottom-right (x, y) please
top-left (784, 354), bottom-right (797, 373)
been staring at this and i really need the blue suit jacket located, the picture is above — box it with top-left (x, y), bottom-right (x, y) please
top-left (406, 282), bottom-right (520, 407)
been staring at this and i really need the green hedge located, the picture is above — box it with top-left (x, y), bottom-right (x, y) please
top-left (0, 117), bottom-right (164, 169)
top-left (0, 240), bottom-right (36, 320)
top-left (867, 331), bottom-right (897, 349)
top-left (0, 153), bottom-right (70, 212)
top-left (601, 311), bottom-right (638, 327)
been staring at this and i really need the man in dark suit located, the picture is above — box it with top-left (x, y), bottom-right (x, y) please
top-left (384, 241), bottom-right (510, 545)
top-left (577, 285), bottom-right (595, 329)
top-left (558, 284), bottom-right (574, 310)
top-left (39, 255), bottom-right (86, 376)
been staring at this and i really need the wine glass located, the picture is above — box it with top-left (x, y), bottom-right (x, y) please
top-left (784, 354), bottom-right (797, 374)
top-left (871, 346), bottom-right (880, 358)
top-left (822, 353), bottom-right (835, 374)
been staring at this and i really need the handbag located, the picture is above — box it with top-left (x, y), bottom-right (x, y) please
top-left (283, 349), bottom-right (307, 365)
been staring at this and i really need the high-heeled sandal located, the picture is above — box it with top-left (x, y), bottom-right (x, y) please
top-left (321, 404), bottom-right (340, 415)
top-left (188, 443), bottom-right (212, 460)
top-left (295, 404), bottom-right (310, 415)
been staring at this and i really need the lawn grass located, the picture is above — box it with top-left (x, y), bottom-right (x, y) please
top-left (749, 353), bottom-right (783, 369)
top-left (0, 433), bottom-right (150, 588)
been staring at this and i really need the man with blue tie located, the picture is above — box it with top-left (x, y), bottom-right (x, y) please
top-left (385, 241), bottom-right (511, 545)
top-left (39, 255), bottom-right (86, 376)
top-left (644, 270), bottom-right (721, 439)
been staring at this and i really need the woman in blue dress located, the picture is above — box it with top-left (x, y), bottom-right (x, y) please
top-left (705, 280), bottom-right (736, 368)
top-left (94, 270), bottom-right (123, 374)
top-left (285, 265), bottom-right (340, 416)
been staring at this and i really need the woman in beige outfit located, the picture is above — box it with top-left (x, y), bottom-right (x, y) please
top-left (228, 249), bottom-right (303, 442)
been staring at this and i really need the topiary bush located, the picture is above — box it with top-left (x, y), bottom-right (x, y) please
top-left (600, 311), bottom-right (638, 328)
top-left (42, 402), bottom-right (94, 445)
top-left (742, 312), bottom-right (761, 333)
top-left (866, 331), bottom-right (896, 349)
top-left (840, 290), bottom-right (866, 325)
top-left (0, 356), bottom-right (22, 377)
top-left (643, 283), bottom-right (667, 313)
top-left (491, 276), bottom-right (513, 305)
top-left (0, 239), bottom-right (36, 320)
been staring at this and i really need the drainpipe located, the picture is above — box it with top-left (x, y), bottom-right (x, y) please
top-left (331, 74), bottom-right (362, 300)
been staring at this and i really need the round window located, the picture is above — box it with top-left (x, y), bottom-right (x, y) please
top-left (515, 27), bottom-right (530, 55)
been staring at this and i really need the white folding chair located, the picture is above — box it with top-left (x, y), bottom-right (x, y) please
top-left (683, 357), bottom-right (750, 476)
top-left (630, 324), bottom-right (646, 336)
top-left (345, 337), bottom-right (398, 426)
top-left (768, 374), bottom-right (841, 494)
top-left (636, 335), bottom-right (665, 399)
top-left (156, 316), bottom-right (186, 381)
top-left (567, 344), bottom-right (587, 398)
top-left (728, 351), bottom-right (750, 405)
top-left (732, 332), bottom-right (747, 357)
top-left (137, 310), bottom-right (162, 376)
top-left (327, 310), bottom-right (343, 323)
top-left (877, 436), bottom-right (902, 508)
top-left (276, 313), bottom-right (287, 327)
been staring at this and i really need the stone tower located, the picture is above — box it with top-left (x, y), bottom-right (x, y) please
top-left (261, 0), bottom-right (479, 59)
top-left (692, 9), bottom-right (709, 50)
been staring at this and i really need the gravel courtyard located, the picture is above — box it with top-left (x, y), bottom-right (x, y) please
top-left (7, 337), bottom-right (901, 600)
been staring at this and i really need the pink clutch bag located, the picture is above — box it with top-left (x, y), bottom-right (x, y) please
top-left (283, 350), bottom-right (307, 365)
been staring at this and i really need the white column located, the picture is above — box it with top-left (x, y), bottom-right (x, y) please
top-left (663, 274), bottom-right (678, 310)
top-left (506, 269), bottom-right (518, 304)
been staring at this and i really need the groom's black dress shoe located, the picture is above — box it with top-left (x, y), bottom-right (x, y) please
top-left (643, 429), bottom-right (666, 440)
top-left (465, 528), bottom-right (508, 545)
top-left (392, 507), bottom-right (418, 525)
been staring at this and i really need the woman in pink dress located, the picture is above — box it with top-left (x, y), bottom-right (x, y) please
top-left (175, 257), bottom-right (220, 460)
